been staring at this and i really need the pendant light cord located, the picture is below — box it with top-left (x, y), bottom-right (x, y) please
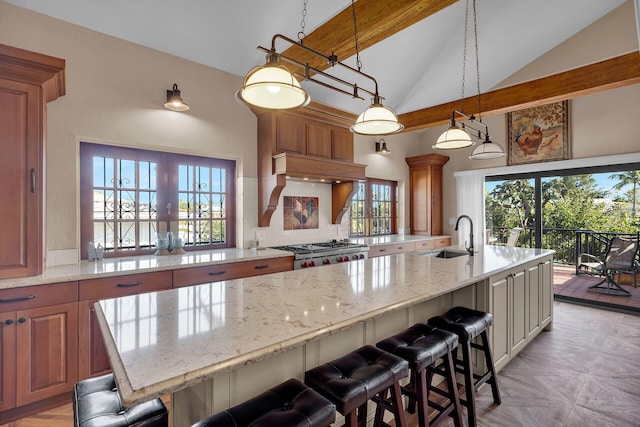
top-left (351, 0), bottom-right (363, 71)
top-left (460, 0), bottom-right (469, 113)
top-left (473, 0), bottom-right (481, 122)
top-left (298, 0), bottom-right (308, 43)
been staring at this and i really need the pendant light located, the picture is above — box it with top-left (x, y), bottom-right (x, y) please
top-left (236, 0), bottom-right (402, 135)
top-left (236, 53), bottom-right (310, 110)
top-left (434, 0), bottom-right (504, 159)
top-left (352, 96), bottom-right (404, 135)
top-left (164, 84), bottom-right (189, 112)
top-left (469, 134), bottom-right (505, 160)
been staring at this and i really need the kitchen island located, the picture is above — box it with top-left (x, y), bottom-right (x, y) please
top-left (95, 245), bottom-right (554, 426)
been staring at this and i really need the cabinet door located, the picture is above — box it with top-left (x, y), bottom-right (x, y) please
top-left (430, 165), bottom-right (444, 235)
top-left (527, 263), bottom-right (541, 340)
top-left (78, 271), bottom-right (171, 379)
top-left (510, 269), bottom-right (527, 356)
top-left (410, 168), bottom-right (431, 234)
top-left (78, 300), bottom-right (110, 380)
top-left (331, 128), bottom-right (353, 162)
top-left (0, 79), bottom-right (42, 279)
top-left (0, 312), bottom-right (17, 412)
top-left (276, 115), bottom-right (306, 154)
top-left (16, 302), bottom-right (78, 406)
top-left (540, 258), bottom-right (553, 328)
top-left (306, 122), bottom-right (331, 158)
top-left (489, 273), bottom-right (510, 371)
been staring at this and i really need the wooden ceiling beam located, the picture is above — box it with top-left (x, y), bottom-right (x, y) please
top-left (399, 51), bottom-right (640, 132)
top-left (280, 0), bottom-right (458, 77)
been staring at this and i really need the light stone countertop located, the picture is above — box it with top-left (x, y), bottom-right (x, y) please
top-left (0, 248), bottom-right (291, 290)
top-left (349, 234), bottom-right (450, 246)
top-left (95, 245), bottom-right (554, 406)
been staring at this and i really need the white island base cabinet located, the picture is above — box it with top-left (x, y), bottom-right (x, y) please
top-left (171, 293), bottom-right (461, 426)
top-left (478, 255), bottom-right (554, 372)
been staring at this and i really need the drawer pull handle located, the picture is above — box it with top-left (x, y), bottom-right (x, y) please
top-left (398, 246), bottom-right (403, 249)
top-left (18, 317), bottom-right (26, 323)
top-left (31, 169), bottom-right (36, 193)
top-left (379, 248), bottom-right (386, 252)
top-left (116, 281), bottom-right (143, 288)
top-left (4, 319), bottom-right (14, 325)
top-left (208, 271), bottom-right (226, 276)
top-left (0, 295), bottom-right (35, 304)
top-left (254, 264), bottom-right (269, 270)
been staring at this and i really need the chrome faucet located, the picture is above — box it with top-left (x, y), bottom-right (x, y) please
top-left (455, 215), bottom-right (474, 256)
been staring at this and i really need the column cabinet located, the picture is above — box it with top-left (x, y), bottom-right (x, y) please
top-left (405, 154), bottom-right (449, 236)
top-left (0, 45), bottom-right (65, 279)
top-left (0, 282), bottom-right (78, 414)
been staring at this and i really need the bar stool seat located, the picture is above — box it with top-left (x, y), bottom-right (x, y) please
top-left (305, 345), bottom-right (409, 427)
top-left (190, 378), bottom-right (335, 427)
top-left (376, 323), bottom-right (463, 427)
top-left (73, 373), bottom-right (168, 427)
top-left (428, 306), bottom-right (501, 427)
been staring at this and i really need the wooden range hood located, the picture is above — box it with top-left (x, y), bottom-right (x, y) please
top-left (254, 102), bottom-right (366, 227)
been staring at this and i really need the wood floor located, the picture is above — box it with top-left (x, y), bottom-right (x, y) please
top-left (3, 301), bottom-right (639, 427)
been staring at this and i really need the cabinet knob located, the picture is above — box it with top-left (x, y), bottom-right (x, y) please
top-left (18, 317), bottom-right (26, 323)
top-left (4, 319), bottom-right (13, 325)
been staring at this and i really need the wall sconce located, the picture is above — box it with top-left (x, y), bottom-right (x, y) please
top-left (164, 83), bottom-right (189, 111)
top-left (375, 139), bottom-right (391, 154)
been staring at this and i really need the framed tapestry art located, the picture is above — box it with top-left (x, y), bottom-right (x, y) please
top-left (507, 101), bottom-right (570, 165)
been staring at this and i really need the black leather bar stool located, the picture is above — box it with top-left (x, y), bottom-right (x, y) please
top-left (190, 378), bottom-right (335, 427)
top-left (428, 306), bottom-right (501, 427)
top-left (304, 345), bottom-right (409, 427)
top-left (376, 323), bottom-right (464, 427)
top-left (73, 373), bottom-right (168, 427)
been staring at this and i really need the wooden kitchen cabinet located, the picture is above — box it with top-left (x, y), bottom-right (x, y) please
top-left (0, 281), bottom-right (78, 416)
top-left (414, 237), bottom-right (451, 251)
top-left (173, 257), bottom-right (293, 287)
top-left (406, 154), bottom-right (449, 236)
top-left (78, 271), bottom-right (172, 379)
top-left (0, 45), bottom-right (65, 279)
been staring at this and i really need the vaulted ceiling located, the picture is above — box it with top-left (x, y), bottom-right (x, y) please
top-left (6, 0), bottom-right (639, 131)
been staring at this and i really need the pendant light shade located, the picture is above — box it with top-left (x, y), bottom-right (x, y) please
top-left (433, 125), bottom-right (474, 149)
top-left (164, 84), bottom-right (189, 111)
top-left (236, 54), bottom-right (310, 110)
top-left (469, 136), bottom-right (505, 160)
top-left (351, 97), bottom-right (404, 135)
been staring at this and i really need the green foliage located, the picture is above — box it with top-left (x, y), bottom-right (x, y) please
top-left (486, 173), bottom-right (639, 234)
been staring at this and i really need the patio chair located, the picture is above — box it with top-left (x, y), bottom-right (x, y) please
top-left (506, 228), bottom-right (523, 247)
top-left (577, 234), bottom-right (639, 296)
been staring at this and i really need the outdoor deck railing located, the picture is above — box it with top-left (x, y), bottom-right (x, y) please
top-left (486, 227), bottom-right (639, 267)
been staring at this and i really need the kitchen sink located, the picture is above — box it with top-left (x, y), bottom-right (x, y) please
top-left (434, 249), bottom-right (469, 259)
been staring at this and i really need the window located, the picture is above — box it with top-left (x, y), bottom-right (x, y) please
top-left (349, 179), bottom-right (397, 236)
top-left (80, 143), bottom-right (235, 259)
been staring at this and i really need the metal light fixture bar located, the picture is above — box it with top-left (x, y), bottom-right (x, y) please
top-left (239, 33), bottom-right (403, 135)
top-left (257, 34), bottom-right (378, 104)
top-left (452, 110), bottom-right (489, 139)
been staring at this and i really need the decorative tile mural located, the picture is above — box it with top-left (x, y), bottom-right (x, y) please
top-left (283, 196), bottom-right (318, 230)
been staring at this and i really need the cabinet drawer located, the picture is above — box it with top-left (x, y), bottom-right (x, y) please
top-left (415, 240), bottom-right (435, 250)
top-left (0, 282), bottom-right (78, 313)
top-left (79, 271), bottom-right (172, 301)
top-left (369, 242), bottom-right (416, 257)
top-left (173, 257), bottom-right (293, 288)
top-left (433, 237), bottom-right (451, 248)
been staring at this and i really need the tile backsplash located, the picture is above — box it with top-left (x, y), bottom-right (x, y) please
top-left (251, 180), bottom-right (350, 247)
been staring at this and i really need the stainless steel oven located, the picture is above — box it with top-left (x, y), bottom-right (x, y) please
top-left (271, 240), bottom-right (368, 269)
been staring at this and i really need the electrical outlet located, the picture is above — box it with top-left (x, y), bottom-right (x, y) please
top-left (449, 217), bottom-right (456, 225)
top-left (256, 230), bottom-right (266, 241)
